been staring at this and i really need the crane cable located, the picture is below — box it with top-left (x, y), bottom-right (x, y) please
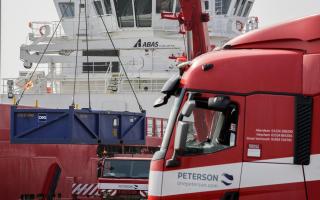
top-left (71, 0), bottom-right (83, 106)
top-left (84, 0), bottom-right (92, 109)
top-left (97, 13), bottom-right (144, 113)
top-left (16, 0), bottom-right (73, 106)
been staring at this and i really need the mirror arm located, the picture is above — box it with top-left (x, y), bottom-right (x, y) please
top-left (166, 150), bottom-right (181, 167)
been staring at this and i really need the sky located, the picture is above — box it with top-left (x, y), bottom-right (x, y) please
top-left (1, 0), bottom-right (320, 78)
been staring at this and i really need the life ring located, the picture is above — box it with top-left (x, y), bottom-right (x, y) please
top-left (236, 20), bottom-right (244, 32)
top-left (39, 25), bottom-right (51, 36)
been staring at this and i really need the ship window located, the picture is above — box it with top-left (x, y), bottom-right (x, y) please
top-left (243, 1), bottom-right (253, 17)
top-left (134, 0), bottom-right (152, 27)
top-left (59, 2), bottom-right (75, 18)
top-left (94, 1), bottom-right (104, 15)
top-left (114, 0), bottom-right (134, 27)
top-left (215, 0), bottom-right (231, 15)
top-left (83, 50), bottom-right (119, 57)
top-left (233, 0), bottom-right (240, 15)
top-left (156, 0), bottom-right (174, 13)
top-left (103, 0), bottom-right (112, 14)
top-left (204, 1), bottom-right (209, 11)
top-left (82, 62), bottom-right (110, 73)
top-left (111, 62), bottom-right (120, 73)
top-left (237, 0), bottom-right (246, 16)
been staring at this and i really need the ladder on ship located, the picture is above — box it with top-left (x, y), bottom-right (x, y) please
top-left (105, 65), bottom-right (122, 93)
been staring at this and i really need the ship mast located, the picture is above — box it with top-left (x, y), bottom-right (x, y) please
top-left (162, 0), bottom-right (211, 61)
top-left (179, 0), bottom-right (211, 59)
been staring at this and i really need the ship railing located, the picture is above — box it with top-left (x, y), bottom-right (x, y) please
top-left (245, 16), bottom-right (259, 32)
top-left (28, 16), bottom-right (119, 40)
top-left (118, 78), bottom-right (166, 93)
top-left (153, 23), bottom-right (179, 33)
top-left (28, 21), bottom-right (65, 38)
top-left (1, 76), bottom-right (166, 95)
top-left (146, 117), bottom-right (168, 138)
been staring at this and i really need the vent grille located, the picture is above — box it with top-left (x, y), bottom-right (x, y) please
top-left (294, 96), bottom-right (313, 165)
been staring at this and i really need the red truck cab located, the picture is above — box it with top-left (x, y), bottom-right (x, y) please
top-left (98, 155), bottom-right (152, 199)
top-left (148, 14), bottom-right (320, 200)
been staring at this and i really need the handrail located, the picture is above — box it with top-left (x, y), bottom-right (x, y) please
top-left (1, 76), bottom-right (167, 95)
top-left (146, 117), bottom-right (168, 138)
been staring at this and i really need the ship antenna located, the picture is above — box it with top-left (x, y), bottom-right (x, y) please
top-left (97, 11), bottom-right (144, 113)
top-left (72, 0), bottom-right (83, 107)
top-left (16, 0), bottom-right (73, 106)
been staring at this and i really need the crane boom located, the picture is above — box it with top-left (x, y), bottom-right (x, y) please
top-left (162, 0), bottom-right (211, 60)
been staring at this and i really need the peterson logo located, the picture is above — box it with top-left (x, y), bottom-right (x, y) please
top-left (220, 173), bottom-right (234, 186)
top-left (177, 171), bottom-right (234, 187)
top-left (134, 39), bottom-right (159, 48)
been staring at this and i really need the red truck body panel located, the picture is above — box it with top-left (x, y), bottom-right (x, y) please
top-left (149, 14), bottom-right (320, 200)
top-left (182, 49), bottom-right (303, 94)
top-left (226, 14), bottom-right (320, 53)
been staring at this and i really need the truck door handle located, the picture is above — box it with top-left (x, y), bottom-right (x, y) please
top-left (220, 191), bottom-right (239, 200)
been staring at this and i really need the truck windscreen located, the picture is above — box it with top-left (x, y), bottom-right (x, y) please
top-left (103, 159), bottom-right (151, 179)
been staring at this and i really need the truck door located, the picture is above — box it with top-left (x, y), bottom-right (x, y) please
top-left (239, 94), bottom-right (309, 200)
top-left (161, 92), bottom-right (245, 200)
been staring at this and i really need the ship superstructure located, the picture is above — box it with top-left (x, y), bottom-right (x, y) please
top-left (1, 0), bottom-right (256, 117)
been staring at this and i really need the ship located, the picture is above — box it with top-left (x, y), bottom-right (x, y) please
top-left (0, 0), bottom-right (257, 199)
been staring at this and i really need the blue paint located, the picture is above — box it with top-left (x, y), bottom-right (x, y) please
top-left (10, 106), bottom-right (145, 145)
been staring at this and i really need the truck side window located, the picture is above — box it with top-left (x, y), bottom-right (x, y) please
top-left (180, 94), bottom-right (238, 155)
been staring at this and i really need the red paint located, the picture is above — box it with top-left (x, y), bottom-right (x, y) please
top-left (149, 181), bottom-right (313, 200)
top-left (150, 159), bottom-right (164, 171)
top-left (182, 49), bottom-right (303, 94)
top-left (226, 14), bottom-right (320, 53)
top-left (163, 95), bottom-right (245, 172)
top-left (149, 14), bottom-right (320, 200)
top-left (179, 0), bottom-right (210, 57)
top-left (161, 0), bottom-right (211, 58)
top-left (310, 95), bottom-right (320, 155)
top-left (244, 95), bottom-right (295, 162)
top-left (41, 162), bottom-right (61, 199)
top-left (239, 182), bottom-right (307, 200)
top-left (0, 104), bottom-right (162, 199)
top-left (150, 189), bottom-right (233, 200)
top-left (305, 180), bottom-right (320, 200)
top-left (303, 54), bottom-right (320, 96)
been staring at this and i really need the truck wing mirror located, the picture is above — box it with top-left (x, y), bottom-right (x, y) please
top-left (174, 121), bottom-right (189, 151)
top-left (208, 96), bottom-right (231, 111)
top-left (154, 75), bottom-right (180, 108)
top-left (153, 95), bottom-right (169, 108)
top-left (166, 121), bottom-right (189, 167)
top-left (161, 74), bottom-right (180, 95)
top-left (181, 100), bottom-right (195, 117)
